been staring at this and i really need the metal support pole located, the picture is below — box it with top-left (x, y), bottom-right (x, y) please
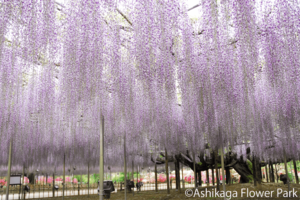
top-left (20, 166), bottom-right (24, 200)
top-left (99, 115), bottom-right (104, 200)
top-left (193, 152), bottom-right (196, 188)
top-left (212, 168), bottom-right (215, 185)
top-left (155, 163), bottom-right (158, 193)
top-left (137, 166), bottom-right (139, 191)
top-left (52, 173), bottom-right (55, 197)
top-left (215, 149), bottom-right (220, 191)
top-left (169, 166), bottom-right (171, 189)
top-left (25, 167), bottom-right (28, 200)
top-left (124, 134), bottom-right (127, 200)
top-left (178, 161), bottom-right (181, 193)
top-left (165, 148), bottom-right (170, 195)
top-left (5, 139), bottom-right (12, 200)
top-left (253, 155), bottom-right (257, 186)
top-left (63, 154), bottom-right (65, 200)
top-left (81, 174), bottom-right (83, 194)
top-left (284, 151), bottom-right (290, 196)
top-left (88, 163), bottom-right (90, 198)
top-left (220, 147), bottom-right (226, 200)
top-left (19, 165), bottom-right (25, 199)
top-left (181, 164), bottom-right (184, 189)
top-left (132, 160), bottom-right (134, 195)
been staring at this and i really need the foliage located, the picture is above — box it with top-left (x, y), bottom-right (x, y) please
top-left (74, 175), bottom-right (82, 182)
top-left (288, 173), bottom-right (293, 181)
top-left (246, 175), bottom-right (253, 183)
top-left (157, 174), bottom-right (166, 183)
top-left (169, 175), bottom-right (175, 181)
top-left (0, 179), bottom-right (6, 186)
top-left (55, 177), bottom-right (62, 182)
top-left (112, 173), bottom-right (125, 183)
top-left (90, 174), bottom-right (99, 184)
top-left (184, 175), bottom-right (194, 184)
top-left (247, 160), bottom-right (253, 174)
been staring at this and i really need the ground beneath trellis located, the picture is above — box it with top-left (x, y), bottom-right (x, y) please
top-left (25, 183), bottom-right (300, 200)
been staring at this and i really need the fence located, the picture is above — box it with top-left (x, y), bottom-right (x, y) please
top-left (0, 181), bottom-right (222, 199)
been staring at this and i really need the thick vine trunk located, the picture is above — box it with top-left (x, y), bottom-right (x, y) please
top-left (214, 150), bottom-right (220, 191)
top-left (175, 159), bottom-right (180, 190)
top-left (225, 168), bottom-right (230, 185)
top-left (269, 162), bottom-right (275, 182)
top-left (293, 160), bottom-right (299, 184)
top-left (153, 148), bottom-right (260, 186)
top-left (253, 157), bottom-right (262, 184)
top-left (253, 157), bottom-right (257, 186)
top-left (232, 161), bottom-right (252, 183)
top-left (199, 171), bottom-right (202, 186)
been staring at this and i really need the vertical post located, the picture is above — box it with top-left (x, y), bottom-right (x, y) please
top-left (198, 171), bottom-right (201, 187)
top-left (5, 139), bottom-right (12, 200)
top-left (137, 166), bottom-right (139, 191)
top-left (283, 151), bottom-right (290, 196)
top-left (215, 150), bottom-right (220, 191)
top-left (176, 159), bottom-right (181, 192)
top-left (270, 162), bottom-right (274, 182)
top-left (132, 160), bottom-right (134, 196)
top-left (63, 154), bottom-right (65, 200)
top-left (20, 166), bottom-right (24, 200)
top-left (52, 173), bottom-right (55, 197)
top-left (132, 161), bottom-right (134, 181)
top-left (44, 174), bottom-right (46, 197)
top-left (20, 166), bottom-right (24, 199)
top-left (155, 162), bottom-right (158, 193)
top-left (253, 156), bottom-right (257, 186)
top-left (206, 170), bottom-right (209, 186)
top-left (212, 168), bottom-right (215, 185)
top-left (293, 160), bottom-right (299, 184)
top-left (220, 147), bottom-right (226, 200)
top-left (99, 115), bottom-right (104, 200)
top-left (181, 164), bottom-right (184, 189)
top-left (81, 174), bottom-right (83, 194)
top-left (77, 181), bottom-right (79, 195)
top-left (289, 161), bottom-right (293, 183)
top-left (88, 163), bottom-right (90, 197)
top-left (193, 152), bottom-right (197, 188)
top-left (136, 166), bottom-right (141, 191)
top-left (124, 134), bottom-right (127, 200)
top-left (165, 149), bottom-right (170, 195)
top-left (265, 164), bottom-right (269, 182)
top-left (179, 166), bottom-right (181, 193)
top-left (25, 167), bottom-right (29, 199)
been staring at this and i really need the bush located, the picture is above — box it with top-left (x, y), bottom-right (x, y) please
top-left (158, 174), bottom-right (166, 183)
top-left (184, 175), bottom-right (194, 184)
top-left (0, 179), bottom-right (6, 186)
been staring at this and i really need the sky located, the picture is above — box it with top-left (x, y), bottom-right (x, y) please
top-left (55, 0), bottom-right (201, 19)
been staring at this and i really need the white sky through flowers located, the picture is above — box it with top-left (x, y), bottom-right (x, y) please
top-left (55, 0), bottom-right (201, 19)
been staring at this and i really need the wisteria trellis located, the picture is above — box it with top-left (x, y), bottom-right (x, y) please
top-left (0, 0), bottom-right (300, 175)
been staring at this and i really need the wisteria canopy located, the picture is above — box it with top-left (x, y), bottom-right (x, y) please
top-left (0, 0), bottom-right (300, 176)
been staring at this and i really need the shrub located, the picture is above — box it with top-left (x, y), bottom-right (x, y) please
top-left (158, 174), bottom-right (166, 183)
top-left (0, 179), bottom-right (6, 186)
top-left (184, 175), bottom-right (194, 184)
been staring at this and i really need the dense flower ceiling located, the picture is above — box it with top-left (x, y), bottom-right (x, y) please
top-left (0, 0), bottom-right (300, 175)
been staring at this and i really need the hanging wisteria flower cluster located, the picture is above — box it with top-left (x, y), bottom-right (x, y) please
top-left (0, 0), bottom-right (300, 175)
